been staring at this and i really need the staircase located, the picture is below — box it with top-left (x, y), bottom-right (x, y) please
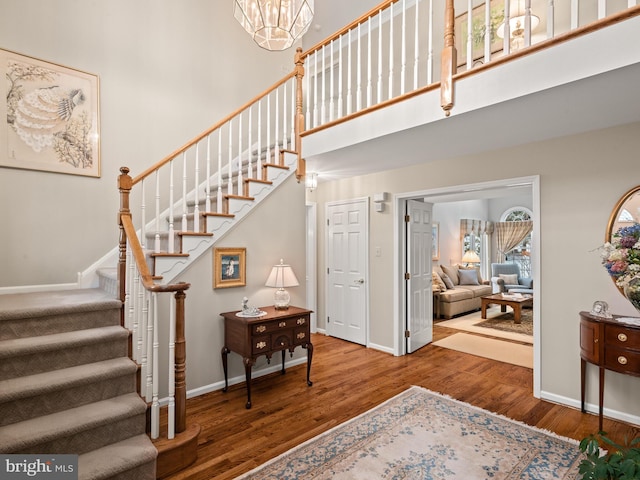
top-left (0, 288), bottom-right (157, 480)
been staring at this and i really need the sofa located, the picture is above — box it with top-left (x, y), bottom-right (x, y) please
top-left (490, 263), bottom-right (533, 294)
top-left (433, 265), bottom-right (492, 319)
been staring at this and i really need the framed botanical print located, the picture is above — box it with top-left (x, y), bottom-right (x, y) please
top-left (214, 247), bottom-right (246, 288)
top-left (1, 48), bottom-right (100, 177)
top-left (455, 1), bottom-right (505, 67)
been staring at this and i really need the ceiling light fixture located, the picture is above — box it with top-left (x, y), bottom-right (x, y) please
top-left (234, 0), bottom-right (315, 51)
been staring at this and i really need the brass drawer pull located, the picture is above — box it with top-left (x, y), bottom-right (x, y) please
top-left (256, 341), bottom-right (267, 350)
top-left (297, 318), bottom-right (306, 325)
top-left (617, 356), bottom-right (628, 365)
top-left (256, 325), bottom-right (266, 333)
top-left (279, 321), bottom-right (287, 328)
top-left (618, 333), bottom-right (628, 342)
top-left (297, 332), bottom-right (306, 340)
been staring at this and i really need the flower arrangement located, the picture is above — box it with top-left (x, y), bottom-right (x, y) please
top-left (600, 223), bottom-right (640, 288)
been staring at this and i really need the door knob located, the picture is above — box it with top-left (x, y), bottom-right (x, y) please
top-left (355, 278), bottom-right (364, 284)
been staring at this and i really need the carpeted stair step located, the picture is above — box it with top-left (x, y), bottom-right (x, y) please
top-left (0, 357), bottom-right (137, 427)
top-left (78, 434), bottom-right (157, 480)
top-left (0, 289), bottom-right (121, 341)
top-left (0, 325), bottom-right (129, 380)
top-left (0, 392), bottom-right (147, 454)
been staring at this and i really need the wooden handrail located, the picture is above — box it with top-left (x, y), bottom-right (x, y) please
top-left (132, 71), bottom-right (297, 186)
top-left (300, 0), bottom-right (400, 59)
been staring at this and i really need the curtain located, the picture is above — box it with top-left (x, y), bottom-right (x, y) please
top-left (495, 221), bottom-right (533, 262)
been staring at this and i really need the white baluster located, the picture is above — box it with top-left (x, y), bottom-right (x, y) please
top-left (181, 152), bottom-right (188, 232)
top-left (248, 105), bottom-right (253, 179)
top-left (217, 129), bottom-right (223, 213)
top-left (168, 161), bottom-right (175, 254)
top-left (257, 101), bottom-right (263, 173)
top-left (347, 30), bottom-right (352, 115)
top-left (329, 40), bottom-right (335, 121)
top-left (168, 295), bottom-right (176, 439)
top-left (144, 292), bottom-right (153, 401)
top-left (193, 143), bottom-right (200, 231)
top-left (126, 242), bottom-right (134, 331)
top-left (597, 0), bottom-right (606, 19)
top-left (140, 180), bottom-right (146, 252)
top-left (151, 293), bottom-right (159, 439)
top-left (228, 122), bottom-right (233, 195)
top-left (414, 0), bottom-right (420, 90)
top-left (388, 2), bottom-right (394, 99)
top-left (401, 0), bottom-right (406, 95)
top-left (484, 1), bottom-right (491, 61)
top-left (141, 292), bottom-right (150, 401)
top-left (154, 170), bottom-right (161, 253)
top-left (547, 0), bottom-right (555, 39)
top-left (290, 78), bottom-right (295, 148)
top-left (338, 35), bottom-right (344, 118)
top-left (467, 0), bottom-right (473, 70)
top-left (357, 23), bottom-right (362, 112)
top-left (238, 112), bottom-right (243, 195)
top-left (313, 51), bottom-right (319, 126)
top-left (427, 0), bottom-right (434, 84)
top-left (305, 56), bottom-right (311, 129)
top-left (205, 135), bottom-right (211, 213)
top-left (282, 84), bottom-right (287, 151)
top-left (267, 93), bottom-right (272, 164)
top-left (524, 0), bottom-right (533, 47)
top-left (275, 89), bottom-right (280, 161)
top-left (135, 267), bottom-right (143, 360)
top-left (367, 17), bottom-right (372, 108)
top-left (503, 0), bottom-right (511, 56)
top-left (321, 45), bottom-right (326, 124)
top-left (378, 12), bottom-right (383, 103)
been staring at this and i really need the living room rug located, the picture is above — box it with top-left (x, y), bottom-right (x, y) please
top-left (433, 333), bottom-right (533, 368)
top-left (437, 307), bottom-right (533, 344)
top-left (236, 386), bottom-right (582, 479)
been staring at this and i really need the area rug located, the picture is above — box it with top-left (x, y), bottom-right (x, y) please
top-left (236, 386), bottom-right (581, 479)
top-left (437, 307), bottom-right (533, 344)
top-left (432, 333), bottom-right (533, 368)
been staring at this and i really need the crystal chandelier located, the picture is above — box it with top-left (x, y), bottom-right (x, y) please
top-left (234, 0), bottom-right (314, 51)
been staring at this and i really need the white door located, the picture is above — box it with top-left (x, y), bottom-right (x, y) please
top-left (406, 199), bottom-right (433, 353)
top-left (326, 198), bottom-right (368, 345)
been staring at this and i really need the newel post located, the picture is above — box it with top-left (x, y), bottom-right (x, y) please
top-left (294, 47), bottom-right (306, 182)
top-left (441, 0), bottom-right (457, 116)
top-left (174, 288), bottom-right (187, 434)
top-left (117, 167), bottom-right (133, 328)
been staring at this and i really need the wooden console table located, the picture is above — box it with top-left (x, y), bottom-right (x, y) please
top-left (579, 311), bottom-right (640, 430)
top-left (220, 305), bottom-right (313, 409)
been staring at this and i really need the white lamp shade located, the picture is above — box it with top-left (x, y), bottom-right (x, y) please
top-left (265, 259), bottom-right (299, 288)
top-left (496, 14), bottom-right (540, 39)
top-left (461, 250), bottom-right (481, 264)
top-left (234, 0), bottom-right (314, 51)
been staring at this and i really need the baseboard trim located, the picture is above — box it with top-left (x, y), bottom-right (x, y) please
top-left (540, 390), bottom-right (640, 427)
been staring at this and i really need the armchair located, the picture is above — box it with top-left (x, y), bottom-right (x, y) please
top-left (490, 263), bottom-right (533, 294)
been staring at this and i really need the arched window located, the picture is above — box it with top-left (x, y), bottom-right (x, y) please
top-left (500, 207), bottom-right (532, 276)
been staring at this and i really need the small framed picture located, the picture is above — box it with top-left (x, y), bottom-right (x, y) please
top-left (590, 300), bottom-right (612, 318)
top-left (214, 247), bottom-right (246, 289)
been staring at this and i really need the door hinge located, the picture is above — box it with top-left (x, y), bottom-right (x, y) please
top-left (405, 272), bottom-right (411, 280)
top-left (327, 316), bottom-right (330, 323)
top-left (404, 214), bottom-right (410, 223)
top-left (405, 330), bottom-right (411, 338)
top-left (327, 219), bottom-right (330, 226)
top-left (327, 267), bottom-right (330, 274)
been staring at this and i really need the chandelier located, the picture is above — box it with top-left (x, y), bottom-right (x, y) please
top-left (234, 0), bottom-right (314, 51)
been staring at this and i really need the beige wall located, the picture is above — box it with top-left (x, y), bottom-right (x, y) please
top-left (309, 121), bottom-right (640, 419)
top-left (0, 0), bottom-right (296, 287)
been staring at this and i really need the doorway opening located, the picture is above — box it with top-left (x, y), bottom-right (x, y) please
top-left (393, 175), bottom-right (541, 398)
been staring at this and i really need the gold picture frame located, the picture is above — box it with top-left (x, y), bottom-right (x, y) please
top-left (214, 247), bottom-right (246, 288)
top-left (1, 48), bottom-right (100, 177)
top-left (455, 1), bottom-right (505, 67)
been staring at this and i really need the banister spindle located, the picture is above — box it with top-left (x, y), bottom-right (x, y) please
top-left (305, 57), bottom-right (311, 129)
top-left (267, 94), bottom-right (272, 164)
top-left (313, 51), bottom-right (319, 127)
top-left (150, 292), bottom-right (159, 439)
top-left (484, 1), bottom-right (491, 61)
top-left (347, 30), bottom-right (352, 115)
top-left (338, 36), bottom-right (344, 118)
top-left (237, 112), bottom-right (243, 195)
top-left (414, 0), bottom-right (420, 90)
top-left (168, 162), bottom-right (175, 253)
top-left (503, 0), bottom-right (511, 55)
top-left (441, 0), bottom-right (456, 115)
top-left (167, 294), bottom-right (176, 439)
top-left (275, 89), bottom-right (280, 162)
top-left (466, 0), bottom-right (473, 70)
top-left (140, 180), bottom-right (146, 253)
top-left (281, 84), bottom-right (287, 152)
top-left (181, 152), bottom-right (188, 232)
top-left (547, 0), bottom-right (555, 39)
top-left (367, 17), bottom-right (372, 108)
top-left (329, 40), bottom-right (335, 121)
top-left (388, 2), bottom-right (394, 100)
top-left (290, 77), bottom-right (295, 148)
top-left (205, 135), bottom-right (211, 213)
top-left (378, 11), bottom-right (383, 103)
top-left (193, 143), bottom-right (200, 231)
top-left (598, 0), bottom-right (606, 19)
top-left (227, 121), bottom-right (233, 195)
top-left (248, 105), bottom-right (253, 180)
top-left (155, 170), bottom-right (161, 253)
top-left (321, 45), bottom-right (326, 124)
top-left (356, 22), bottom-right (362, 112)
top-left (217, 129), bottom-right (223, 213)
top-left (427, 0), bottom-right (434, 84)
top-left (401, 0), bottom-right (406, 95)
top-left (257, 101), bottom-right (263, 173)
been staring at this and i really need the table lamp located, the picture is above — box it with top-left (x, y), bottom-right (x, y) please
top-left (265, 259), bottom-right (299, 310)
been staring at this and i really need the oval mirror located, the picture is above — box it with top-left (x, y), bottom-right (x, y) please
top-left (606, 185), bottom-right (640, 294)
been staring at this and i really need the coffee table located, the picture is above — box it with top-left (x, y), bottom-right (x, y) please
top-left (480, 293), bottom-right (533, 324)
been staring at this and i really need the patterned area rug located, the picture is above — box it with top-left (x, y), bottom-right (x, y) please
top-left (474, 309), bottom-right (533, 336)
top-left (237, 386), bottom-right (582, 479)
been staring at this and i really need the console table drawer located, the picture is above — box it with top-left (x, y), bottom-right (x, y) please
top-left (294, 327), bottom-right (309, 344)
top-left (253, 318), bottom-right (297, 334)
top-left (603, 346), bottom-right (640, 375)
top-left (252, 336), bottom-right (271, 355)
top-left (272, 332), bottom-right (293, 349)
top-left (605, 324), bottom-right (640, 350)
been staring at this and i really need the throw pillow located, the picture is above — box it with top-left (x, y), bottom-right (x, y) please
top-left (440, 265), bottom-right (460, 285)
top-left (460, 266), bottom-right (483, 284)
top-left (499, 273), bottom-right (519, 285)
top-left (459, 268), bottom-right (480, 285)
top-left (441, 273), bottom-right (455, 289)
top-left (432, 271), bottom-right (447, 291)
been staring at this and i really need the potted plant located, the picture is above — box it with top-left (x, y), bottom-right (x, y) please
top-left (579, 432), bottom-right (640, 479)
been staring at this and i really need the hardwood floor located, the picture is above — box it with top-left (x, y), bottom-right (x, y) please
top-left (164, 323), bottom-right (640, 480)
